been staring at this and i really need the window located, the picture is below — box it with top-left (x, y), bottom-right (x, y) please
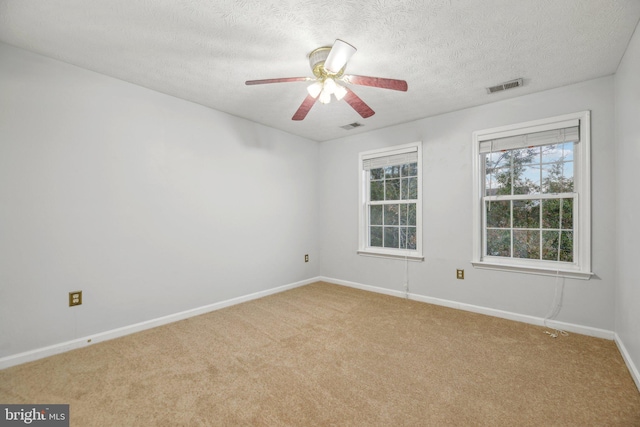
top-left (358, 142), bottom-right (423, 260)
top-left (472, 111), bottom-right (592, 279)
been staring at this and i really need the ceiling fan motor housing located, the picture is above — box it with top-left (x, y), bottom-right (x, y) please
top-left (309, 47), bottom-right (345, 79)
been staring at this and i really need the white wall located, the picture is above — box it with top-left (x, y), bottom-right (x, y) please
top-left (615, 21), bottom-right (640, 383)
top-left (319, 76), bottom-right (616, 331)
top-left (0, 43), bottom-right (319, 358)
top-left (0, 36), bottom-right (631, 367)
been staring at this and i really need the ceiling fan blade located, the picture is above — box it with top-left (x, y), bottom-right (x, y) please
top-left (292, 94), bottom-right (318, 121)
top-left (343, 88), bottom-right (375, 118)
top-left (246, 77), bottom-right (311, 85)
top-left (343, 75), bottom-right (408, 91)
top-left (324, 39), bottom-right (357, 73)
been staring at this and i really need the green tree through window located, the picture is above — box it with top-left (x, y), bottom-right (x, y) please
top-left (484, 143), bottom-right (574, 262)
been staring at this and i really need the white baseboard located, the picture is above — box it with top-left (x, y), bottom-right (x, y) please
top-left (0, 277), bottom-right (321, 370)
top-left (319, 276), bottom-right (615, 340)
top-left (614, 334), bottom-right (640, 393)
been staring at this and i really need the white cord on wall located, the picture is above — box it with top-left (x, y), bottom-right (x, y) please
top-left (543, 194), bottom-right (569, 338)
top-left (403, 255), bottom-right (409, 299)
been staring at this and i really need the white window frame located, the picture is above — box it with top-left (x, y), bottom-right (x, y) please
top-left (358, 141), bottom-right (424, 261)
top-left (471, 111), bottom-right (592, 279)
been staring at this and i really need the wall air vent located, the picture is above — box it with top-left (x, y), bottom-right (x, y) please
top-left (486, 78), bottom-right (523, 94)
top-left (341, 122), bottom-right (364, 130)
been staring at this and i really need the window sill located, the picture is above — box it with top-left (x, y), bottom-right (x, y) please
top-left (357, 250), bottom-right (424, 262)
top-left (471, 261), bottom-right (593, 280)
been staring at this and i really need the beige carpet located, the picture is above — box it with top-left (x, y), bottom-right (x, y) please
top-left (1, 282), bottom-right (639, 426)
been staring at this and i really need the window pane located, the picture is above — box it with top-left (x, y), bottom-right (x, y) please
top-left (542, 199), bottom-right (560, 229)
top-left (544, 230), bottom-right (573, 262)
top-left (370, 226), bottom-right (383, 247)
top-left (492, 167), bottom-right (512, 195)
top-left (384, 204), bottom-right (399, 225)
top-left (385, 165), bottom-right (401, 178)
top-left (400, 227), bottom-right (407, 249)
top-left (485, 174), bottom-right (498, 196)
top-left (514, 230), bottom-right (540, 259)
top-left (402, 177), bottom-right (417, 199)
top-left (542, 230), bottom-right (560, 261)
top-left (407, 227), bottom-right (417, 250)
top-left (370, 205), bottom-right (383, 226)
top-left (370, 181), bottom-right (384, 201)
top-left (408, 177), bottom-right (417, 199)
top-left (541, 144), bottom-right (563, 164)
top-left (542, 198), bottom-right (573, 230)
top-left (512, 146), bottom-right (539, 165)
top-left (401, 162), bottom-right (418, 177)
top-left (384, 227), bottom-right (399, 248)
top-left (562, 142), bottom-right (574, 162)
top-left (486, 201), bottom-right (510, 228)
top-left (562, 163), bottom-right (574, 192)
top-left (560, 231), bottom-right (573, 262)
top-left (514, 166), bottom-right (540, 195)
top-left (542, 163), bottom-right (573, 193)
top-left (561, 199), bottom-right (573, 230)
top-left (510, 147), bottom-right (539, 195)
top-left (385, 179), bottom-right (400, 200)
top-left (370, 168), bottom-right (384, 180)
top-left (486, 229), bottom-right (511, 257)
top-left (487, 151), bottom-right (509, 169)
top-left (400, 227), bottom-right (417, 250)
top-left (513, 199), bottom-right (540, 229)
top-left (400, 203), bottom-right (416, 226)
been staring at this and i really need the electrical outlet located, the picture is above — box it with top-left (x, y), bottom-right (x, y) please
top-left (69, 291), bottom-right (82, 307)
top-left (456, 269), bottom-right (464, 280)
top-left (304, 254), bottom-right (309, 263)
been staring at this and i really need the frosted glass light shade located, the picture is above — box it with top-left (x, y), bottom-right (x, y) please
top-left (323, 78), bottom-right (337, 95)
top-left (307, 81), bottom-right (323, 98)
top-left (334, 84), bottom-right (347, 101)
top-left (318, 90), bottom-right (331, 104)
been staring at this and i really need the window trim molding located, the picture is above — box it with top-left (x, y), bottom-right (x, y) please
top-left (358, 141), bottom-right (424, 261)
top-left (471, 111), bottom-right (592, 279)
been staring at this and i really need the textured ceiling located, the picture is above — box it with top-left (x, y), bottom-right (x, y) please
top-left (1, 1), bottom-right (639, 142)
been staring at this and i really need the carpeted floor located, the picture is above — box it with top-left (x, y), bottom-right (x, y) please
top-left (1, 282), bottom-right (639, 426)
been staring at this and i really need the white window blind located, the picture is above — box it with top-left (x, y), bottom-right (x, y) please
top-left (479, 126), bottom-right (579, 154)
top-left (362, 149), bottom-right (418, 170)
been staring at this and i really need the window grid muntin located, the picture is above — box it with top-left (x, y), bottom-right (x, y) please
top-left (486, 143), bottom-right (574, 197)
top-left (483, 194), bottom-right (576, 263)
top-left (483, 139), bottom-right (576, 264)
top-left (367, 161), bottom-right (418, 251)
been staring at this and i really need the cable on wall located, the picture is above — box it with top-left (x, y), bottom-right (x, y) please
top-left (543, 143), bottom-right (569, 338)
top-left (403, 254), bottom-right (410, 299)
top-left (543, 272), bottom-right (568, 338)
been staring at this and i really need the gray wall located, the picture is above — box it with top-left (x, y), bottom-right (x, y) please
top-left (0, 43), bottom-right (320, 358)
top-left (615, 21), bottom-right (640, 383)
top-left (319, 76), bottom-right (616, 331)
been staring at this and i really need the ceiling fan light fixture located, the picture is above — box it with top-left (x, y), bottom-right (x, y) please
top-left (334, 83), bottom-right (347, 101)
top-left (324, 39), bottom-right (357, 74)
top-left (318, 89), bottom-right (332, 104)
top-left (247, 39), bottom-right (407, 121)
top-left (323, 78), bottom-right (337, 95)
top-left (307, 81), bottom-right (323, 98)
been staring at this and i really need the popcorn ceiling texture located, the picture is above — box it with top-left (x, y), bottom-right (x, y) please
top-left (0, 0), bottom-right (639, 141)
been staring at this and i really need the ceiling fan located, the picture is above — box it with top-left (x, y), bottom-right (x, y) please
top-left (245, 39), bottom-right (408, 121)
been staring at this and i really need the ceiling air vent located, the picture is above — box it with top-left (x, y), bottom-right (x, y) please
top-left (340, 122), bottom-right (364, 130)
top-left (486, 78), bottom-right (523, 94)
